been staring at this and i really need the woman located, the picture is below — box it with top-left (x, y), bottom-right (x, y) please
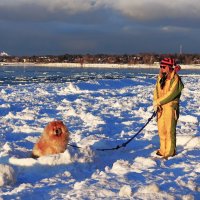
top-left (153, 58), bottom-right (184, 159)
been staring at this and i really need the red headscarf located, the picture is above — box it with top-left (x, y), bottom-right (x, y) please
top-left (160, 58), bottom-right (181, 73)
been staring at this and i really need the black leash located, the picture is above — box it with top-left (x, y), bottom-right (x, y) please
top-left (68, 111), bottom-right (157, 152)
top-left (68, 144), bottom-right (82, 149)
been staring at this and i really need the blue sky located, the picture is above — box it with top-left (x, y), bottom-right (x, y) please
top-left (0, 0), bottom-right (200, 56)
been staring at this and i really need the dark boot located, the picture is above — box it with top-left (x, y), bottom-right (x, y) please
top-left (156, 150), bottom-right (163, 156)
top-left (163, 150), bottom-right (176, 160)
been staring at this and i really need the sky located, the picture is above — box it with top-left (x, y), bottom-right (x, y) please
top-left (0, 0), bottom-right (200, 56)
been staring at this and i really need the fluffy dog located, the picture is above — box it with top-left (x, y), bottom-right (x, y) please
top-left (32, 120), bottom-right (69, 158)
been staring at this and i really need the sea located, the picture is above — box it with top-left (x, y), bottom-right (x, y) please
top-left (0, 65), bottom-right (200, 85)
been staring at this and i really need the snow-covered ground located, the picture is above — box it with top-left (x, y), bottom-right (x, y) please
top-left (0, 68), bottom-right (199, 199)
top-left (1, 62), bottom-right (200, 69)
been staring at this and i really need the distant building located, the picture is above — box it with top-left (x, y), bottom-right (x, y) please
top-left (0, 51), bottom-right (9, 57)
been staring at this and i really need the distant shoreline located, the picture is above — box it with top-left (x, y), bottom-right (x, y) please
top-left (1, 62), bottom-right (200, 69)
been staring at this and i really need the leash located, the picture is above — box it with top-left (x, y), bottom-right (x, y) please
top-left (68, 111), bottom-right (157, 152)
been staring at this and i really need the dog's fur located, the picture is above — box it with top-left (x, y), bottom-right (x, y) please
top-left (31, 120), bottom-right (69, 158)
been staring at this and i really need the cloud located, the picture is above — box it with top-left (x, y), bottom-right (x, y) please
top-left (0, 0), bottom-right (200, 23)
top-left (0, 0), bottom-right (103, 22)
top-left (107, 0), bottom-right (200, 21)
top-left (161, 26), bottom-right (191, 33)
top-left (0, 0), bottom-right (98, 13)
top-left (0, 0), bottom-right (200, 55)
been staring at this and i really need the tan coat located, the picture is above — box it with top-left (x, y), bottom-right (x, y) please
top-left (153, 70), bottom-right (184, 157)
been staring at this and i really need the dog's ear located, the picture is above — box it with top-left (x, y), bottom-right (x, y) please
top-left (31, 153), bottom-right (39, 159)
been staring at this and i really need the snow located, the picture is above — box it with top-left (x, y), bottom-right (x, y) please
top-left (2, 62), bottom-right (200, 70)
top-left (119, 185), bottom-right (132, 198)
top-left (0, 67), bottom-right (199, 199)
top-left (0, 164), bottom-right (16, 186)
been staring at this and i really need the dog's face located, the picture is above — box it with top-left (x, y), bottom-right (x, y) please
top-left (44, 120), bottom-right (68, 139)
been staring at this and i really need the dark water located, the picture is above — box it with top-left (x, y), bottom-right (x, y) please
top-left (0, 65), bottom-right (199, 85)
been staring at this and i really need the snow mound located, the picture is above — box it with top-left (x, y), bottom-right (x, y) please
top-left (73, 181), bottom-right (85, 190)
top-left (135, 184), bottom-right (175, 200)
top-left (9, 150), bottom-right (72, 167)
top-left (131, 157), bottom-right (157, 172)
top-left (37, 150), bottom-right (71, 165)
top-left (119, 185), bottom-right (133, 198)
top-left (111, 157), bottom-right (157, 175)
top-left (79, 111), bottom-right (105, 127)
top-left (72, 146), bottom-right (95, 163)
top-left (179, 115), bottom-right (198, 124)
top-left (0, 103), bottom-right (10, 108)
top-left (9, 146), bottom-right (95, 168)
top-left (0, 142), bottom-right (12, 157)
top-left (0, 164), bottom-right (16, 186)
top-left (176, 179), bottom-right (199, 192)
top-left (4, 108), bottom-right (38, 121)
top-left (9, 157), bottom-right (37, 167)
top-left (137, 183), bottom-right (160, 193)
top-left (110, 160), bottom-right (131, 175)
top-left (58, 83), bottom-right (80, 94)
top-left (177, 136), bottom-right (200, 149)
top-left (182, 194), bottom-right (195, 200)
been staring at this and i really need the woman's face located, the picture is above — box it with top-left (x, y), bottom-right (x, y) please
top-left (160, 65), bottom-right (170, 74)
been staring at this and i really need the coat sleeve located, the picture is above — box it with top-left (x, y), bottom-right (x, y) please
top-left (156, 75), bottom-right (183, 105)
